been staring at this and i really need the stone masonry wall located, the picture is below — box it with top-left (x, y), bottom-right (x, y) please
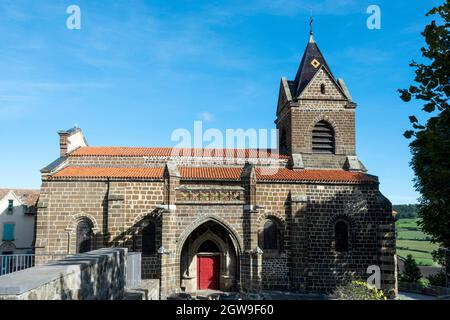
top-left (257, 181), bottom-right (396, 294)
top-left (261, 253), bottom-right (289, 290)
top-left (35, 179), bottom-right (164, 279)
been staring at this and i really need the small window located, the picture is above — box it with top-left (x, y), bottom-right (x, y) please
top-left (335, 221), bottom-right (349, 252)
top-left (312, 121), bottom-right (335, 154)
top-left (320, 83), bottom-right (326, 94)
top-left (263, 220), bottom-right (278, 250)
top-left (7, 200), bottom-right (13, 214)
top-left (142, 221), bottom-right (156, 255)
top-left (279, 129), bottom-right (288, 154)
top-left (3, 223), bottom-right (15, 241)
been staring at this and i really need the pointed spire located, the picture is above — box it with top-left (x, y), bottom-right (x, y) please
top-left (293, 23), bottom-right (334, 97)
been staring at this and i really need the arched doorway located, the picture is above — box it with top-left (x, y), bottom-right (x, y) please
top-left (197, 240), bottom-right (220, 290)
top-left (179, 220), bottom-right (240, 292)
top-left (76, 219), bottom-right (93, 253)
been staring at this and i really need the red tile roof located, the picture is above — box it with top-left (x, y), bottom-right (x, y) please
top-left (70, 147), bottom-right (289, 159)
top-left (256, 168), bottom-right (377, 183)
top-left (52, 167), bottom-right (164, 179)
top-left (179, 167), bottom-right (242, 180)
top-left (51, 166), bottom-right (376, 184)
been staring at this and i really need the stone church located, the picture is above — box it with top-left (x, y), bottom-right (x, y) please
top-left (35, 31), bottom-right (397, 297)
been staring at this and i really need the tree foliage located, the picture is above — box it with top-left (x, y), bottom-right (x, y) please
top-left (392, 204), bottom-right (419, 219)
top-left (400, 255), bottom-right (422, 283)
top-left (399, 1), bottom-right (450, 248)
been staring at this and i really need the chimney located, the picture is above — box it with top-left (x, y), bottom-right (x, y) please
top-left (58, 130), bottom-right (69, 157)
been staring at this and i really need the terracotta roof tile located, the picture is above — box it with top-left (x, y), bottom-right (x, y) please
top-left (70, 147), bottom-right (289, 159)
top-left (256, 168), bottom-right (377, 183)
top-left (50, 166), bottom-right (376, 184)
top-left (179, 167), bottom-right (242, 180)
top-left (52, 167), bottom-right (164, 180)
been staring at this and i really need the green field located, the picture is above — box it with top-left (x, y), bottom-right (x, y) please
top-left (396, 218), bottom-right (440, 266)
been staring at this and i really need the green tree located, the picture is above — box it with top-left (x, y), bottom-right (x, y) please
top-left (401, 255), bottom-right (422, 283)
top-left (398, 2), bottom-right (450, 248)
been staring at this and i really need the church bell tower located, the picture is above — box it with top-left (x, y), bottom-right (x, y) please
top-left (275, 26), bottom-right (366, 172)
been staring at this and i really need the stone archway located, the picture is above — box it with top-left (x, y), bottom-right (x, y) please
top-left (179, 220), bottom-right (241, 292)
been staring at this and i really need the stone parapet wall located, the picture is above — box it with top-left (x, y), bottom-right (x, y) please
top-left (0, 248), bottom-right (127, 300)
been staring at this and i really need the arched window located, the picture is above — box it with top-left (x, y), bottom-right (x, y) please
top-left (335, 221), bottom-right (349, 252)
top-left (76, 219), bottom-right (93, 254)
top-left (263, 220), bottom-right (278, 250)
top-left (142, 221), bottom-right (156, 255)
top-left (312, 121), bottom-right (335, 154)
top-left (279, 129), bottom-right (288, 155)
top-left (320, 83), bottom-right (326, 94)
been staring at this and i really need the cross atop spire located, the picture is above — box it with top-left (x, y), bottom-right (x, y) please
top-left (309, 11), bottom-right (315, 43)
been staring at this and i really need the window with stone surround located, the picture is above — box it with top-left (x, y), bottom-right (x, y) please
top-left (142, 221), bottom-right (156, 255)
top-left (320, 83), bottom-right (326, 94)
top-left (334, 221), bottom-right (349, 252)
top-left (312, 120), bottom-right (335, 154)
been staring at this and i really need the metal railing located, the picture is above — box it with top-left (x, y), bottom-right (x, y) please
top-left (0, 254), bottom-right (34, 276)
top-left (0, 254), bottom-right (71, 277)
top-left (126, 252), bottom-right (142, 288)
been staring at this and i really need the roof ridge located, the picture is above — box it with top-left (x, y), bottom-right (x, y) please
top-left (50, 166), bottom-right (376, 184)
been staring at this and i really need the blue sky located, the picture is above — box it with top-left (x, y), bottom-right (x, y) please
top-left (0, 0), bottom-right (442, 204)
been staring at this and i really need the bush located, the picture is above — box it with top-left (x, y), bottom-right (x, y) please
top-left (331, 280), bottom-right (387, 300)
top-left (427, 271), bottom-right (447, 287)
top-left (418, 277), bottom-right (430, 288)
top-left (400, 255), bottom-right (422, 283)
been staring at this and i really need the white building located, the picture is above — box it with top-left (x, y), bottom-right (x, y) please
top-left (0, 189), bottom-right (38, 255)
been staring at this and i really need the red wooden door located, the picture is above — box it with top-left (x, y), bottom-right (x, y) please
top-left (197, 255), bottom-right (220, 290)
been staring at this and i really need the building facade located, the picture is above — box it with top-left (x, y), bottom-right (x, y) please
top-left (35, 33), bottom-right (397, 297)
top-left (0, 189), bottom-right (38, 255)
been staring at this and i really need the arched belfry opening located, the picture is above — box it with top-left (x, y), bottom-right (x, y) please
top-left (179, 220), bottom-right (240, 292)
top-left (312, 120), bottom-right (335, 154)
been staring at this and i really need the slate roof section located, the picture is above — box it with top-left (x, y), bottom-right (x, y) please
top-left (50, 166), bottom-right (377, 184)
top-left (69, 147), bottom-right (289, 159)
top-left (293, 35), bottom-right (334, 97)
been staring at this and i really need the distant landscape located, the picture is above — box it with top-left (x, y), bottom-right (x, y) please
top-left (393, 205), bottom-right (440, 266)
